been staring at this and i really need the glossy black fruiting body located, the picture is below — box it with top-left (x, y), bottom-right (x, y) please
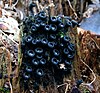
top-left (50, 24), bottom-right (57, 33)
top-left (29, 3), bottom-right (36, 13)
top-left (25, 35), bottom-right (32, 43)
top-left (63, 36), bottom-right (71, 43)
top-left (23, 72), bottom-right (30, 80)
top-left (31, 25), bottom-right (37, 33)
top-left (64, 60), bottom-right (72, 66)
top-left (36, 54), bottom-right (43, 59)
top-left (50, 16), bottom-right (57, 23)
top-left (40, 22), bottom-right (46, 28)
top-left (25, 66), bottom-right (32, 73)
top-left (35, 18), bottom-right (42, 24)
top-left (35, 47), bottom-right (43, 54)
top-left (57, 16), bottom-right (62, 23)
top-left (44, 25), bottom-right (50, 32)
top-left (48, 42), bottom-right (55, 49)
top-left (32, 58), bottom-right (39, 66)
top-left (38, 12), bottom-right (46, 20)
top-left (58, 22), bottom-right (65, 30)
top-left (41, 38), bottom-right (48, 45)
top-left (67, 53), bottom-right (75, 59)
top-left (36, 69), bottom-right (44, 77)
top-left (68, 43), bottom-right (75, 52)
top-left (53, 49), bottom-right (60, 57)
top-left (27, 50), bottom-right (35, 58)
top-left (65, 19), bottom-right (72, 27)
top-left (51, 57), bottom-right (59, 65)
top-left (71, 20), bottom-right (79, 27)
top-left (32, 39), bottom-right (37, 46)
top-left (40, 58), bottom-right (46, 65)
top-left (21, 11), bottom-right (77, 91)
top-left (49, 34), bottom-right (56, 40)
top-left (63, 48), bottom-right (69, 55)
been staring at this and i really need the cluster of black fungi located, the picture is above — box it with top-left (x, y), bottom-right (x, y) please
top-left (20, 11), bottom-right (78, 91)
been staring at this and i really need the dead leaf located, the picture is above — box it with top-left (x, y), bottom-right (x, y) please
top-left (0, 24), bottom-right (8, 30)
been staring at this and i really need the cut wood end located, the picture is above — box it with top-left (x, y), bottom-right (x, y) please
top-left (77, 27), bottom-right (99, 35)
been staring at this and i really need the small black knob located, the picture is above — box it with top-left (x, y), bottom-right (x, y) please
top-left (36, 54), bottom-right (43, 59)
top-left (68, 43), bottom-right (75, 52)
top-left (50, 16), bottom-right (57, 23)
top-left (44, 51), bottom-right (49, 58)
top-left (44, 25), bottom-right (50, 32)
top-left (67, 53), bottom-right (75, 59)
top-left (71, 20), bottom-right (79, 27)
top-left (58, 22), bottom-right (65, 30)
top-left (32, 39), bottom-right (37, 45)
top-left (36, 69), bottom-right (44, 77)
top-left (36, 37), bottom-right (41, 44)
top-left (48, 42), bottom-right (55, 48)
top-left (25, 35), bottom-right (32, 43)
top-left (23, 72), bottom-right (30, 80)
top-left (65, 19), bottom-right (72, 27)
top-left (59, 43), bottom-right (64, 49)
top-left (41, 38), bottom-right (48, 45)
top-left (64, 16), bottom-right (72, 20)
top-left (49, 34), bottom-right (56, 40)
top-left (35, 23), bottom-right (40, 29)
top-left (40, 22), bottom-right (46, 27)
top-left (35, 18), bottom-right (42, 23)
top-left (31, 25), bottom-right (37, 33)
top-left (51, 57), bottom-right (59, 65)
top-left (53, 49), bottom-right (60, 56)
top-left (29, 3), bottom-right (36, 13)
top-left (38, 12), bottom-right (46, 20)
top-left (32, 58), bottom-right (39, 66)
top-left (57, 16), bottom-right (62, 23)
top-left (35, 47), bottom-right (43, 54)
top-left (27, 50), bottom-right (35, 57)
top-left (63, 48), bottom-right (69, 55)
top-left (63, 36), bottom-right (71, 43)
top-left (25, 66), bottom-right (32, 73)
top-left (50, 24), bottom-right (57, 32)
top-left (64, 60), bottom-right (72, 66)
top-left (40, 58), bottom-right (46, 65)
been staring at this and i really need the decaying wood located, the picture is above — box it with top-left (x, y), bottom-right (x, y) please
top-left (78, 28), bottom-right (100, 93)
top-left (0, 0), bottom-right (100, 93)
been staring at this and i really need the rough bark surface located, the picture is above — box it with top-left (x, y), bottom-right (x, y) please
top-left (0, 0), bottom-right (100, 93)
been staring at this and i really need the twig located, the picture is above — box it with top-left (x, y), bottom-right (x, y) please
top-left (0, 30), bottom-right (19, 45)
top-left (9, 0), bottom-right (12, 7)
top-left (58, 0), bottom-right (63, 14)
top-left (67, 0), bottom-right (78, 19)
top-left (80, 58), bottom-right (96, 85)
top-left (57, 83), bottom-right (68, 88)
top-left (90, 37), bottom-right (100, 50)
top-left (12, 0), bottom-right (19, 8)
top-left (48, 0), bottom-right (55, 16)
top-left (35, 0), bottom-right (41, 12)
top-left (0, 39), bottom-right (6, 47)
top-left (65, 84), bottom-right (69, 93)
top-left (9, 81), bottom-right (13, 93)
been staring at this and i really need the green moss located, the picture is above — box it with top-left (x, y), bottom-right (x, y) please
top-left (0, 87), bottom-right (10, 93)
